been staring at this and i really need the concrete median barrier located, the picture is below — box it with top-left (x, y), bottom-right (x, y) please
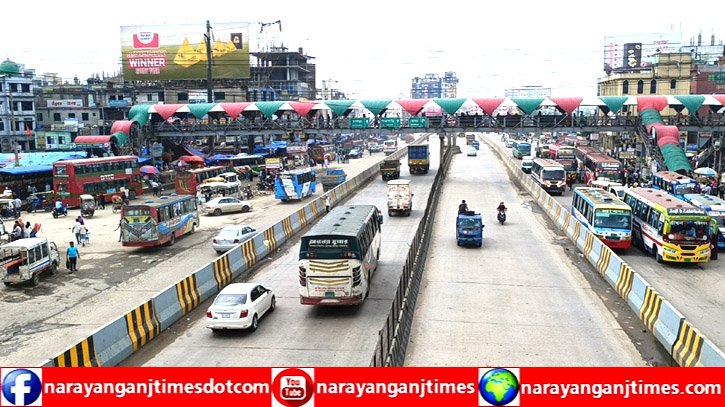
top-left (626, 271), bottom-right (650, 316)
top-left (697, 337), bottom-right (725, 367)
top-left (652, 299), bottom-right (684, 357)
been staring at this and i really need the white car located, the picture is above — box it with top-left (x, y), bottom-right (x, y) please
top-left (213, 225), bottom-right (257, 253)
top-left (467, 146), bottom-right (477, 156)
top-left (505, 138), bottom-right (515, 148)
top-left (206, 283), bottom-right (275, 332)
top-left (201, 197), bottom-right (253, 216)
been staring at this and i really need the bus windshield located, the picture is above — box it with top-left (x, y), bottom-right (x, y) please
top-left (674, 184), bottom-right (698, 196)
top-left (543, 169), bottom-right (565, 180)
top-left (597, 171), bottom-right (624, 182)
top-left (594, 209), bottom-right (631, 229)
top-left (668, 220), bottom-right (709, 241)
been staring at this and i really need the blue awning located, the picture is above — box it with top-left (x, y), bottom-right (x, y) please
top-left (0, 165), bottom-right (53, 175)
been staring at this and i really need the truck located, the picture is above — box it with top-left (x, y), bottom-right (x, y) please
top-left (383, 140), bottom-right (397, 155)
top-left (1, 238), bottom-right (60, 286)
top-left (380, 159), bottom-right (401, 181)
top-left (456, 211), bottom-right (483, 247)
top-left (321, 169), bottom-right (347, 191)
top-left (386, 179), bottom-right (412, 216)
top-left (466, 134), bottom-right (475, 145)
top-left (407, 144), bottom-right (430, 174)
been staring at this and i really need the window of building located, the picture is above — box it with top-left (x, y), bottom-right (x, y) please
top-left (178, 92), bottom-right (188, 101)
top-left (36, 113), bottom-right (43, 122)
top-left (109, 95), bottom-right (116, 100)
top-left (0, 122), bottom-right (3, 131)
top-left (67, 113), bottom-right (76, 119)
top-left (214, 92), bottom-right (225, 101)
top-left (47, 136), bottom-right (53, 145)
top-left (0, 84), bottom-right (2, 92)
top-left (650, 80), bottom-right (657, 94)
top-left (637, 80), bottom-right (644, 94)
top-left (58, 136), bottom-right (66, 144)
top-left (82, 113), bottom-right (89, 121)
top-left (670, 79), bottom-right (677, 89)
top-left (10, 84), bottom-right (17, 92)
top-left (21, 84), bottom-right (30, 93)
top-left (158, 91), bottom-right (165, 102)
top-left (53, 113), bottom-right (61, 121)
top-left (21, 101), bottom-right (33, 111)
top-left (147, 94), bottom-right (153, 102)
top-left (622, 80), bottom-right (629, 94)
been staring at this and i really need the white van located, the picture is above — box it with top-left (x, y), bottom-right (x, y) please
top-left (521, 156), bottom-right (534, 174)
top-left (1, 238), bottom-right (60, 286)
top-left (387, 179), bottom-right (413, 216)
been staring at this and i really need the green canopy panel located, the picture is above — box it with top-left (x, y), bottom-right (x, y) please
top-left (674, 95), bottom-right (705, 115)
top-left (432, 98), bottom-right (466, 115)
top-left (659, 143), bottom-right (693, 173)
top-left (187, 103), bottom-right (216, 119)
top-left (640, 109), bottom-right (664, 133)
top-left (600, 96), bottom-right (628, 115)
top-left (111, 131), bottom-right (128, 146)
top-left (325, 100), bottom-right (356, 116)
top-left (254, 101), bottom-right (285, 118)
top-left (511, 97), bottom-right (544, 115)
top-left (360, 100), bottom-right (392, 116)
top-left (128, 105), bottom-right (151, 126)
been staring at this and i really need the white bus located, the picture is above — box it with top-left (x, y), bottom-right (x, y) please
top-left (530, 158), bottom-right (566, 195)
top-left (298, 205), bottom-right (383, 305)
top-left (683, 193), bottom-right (725, 249)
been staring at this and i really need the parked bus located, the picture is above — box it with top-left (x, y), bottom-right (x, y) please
top-left (530, 158), bottom-right (566, 195)
top-left (512, 140), bottom-right (531, 159)
top-left (623, 188), bottom-right (710, 263)
top-left (211, 155), bottom-right (265, 175)
top-left (175, 166), bottom-right (226, 195)
top-left (582, 153), bottom-right (625, 185)
top-left (310, 144), bottom-right (337, 163)
top-left (651, 171), bottom-right (698, 201)
top-left (572, 187), bottom-right (632, 249)
top-left (198, 182), bottom-right (241, 200)
top-left (683, 193), bottom-right (725, 249)
top-left (275, 168), bottom-right (316, 201)
top-left (574, 145), bottom-right (600, 170)
top-left (298, 204), bottom-right (382, 305)
top-left (121, 194), bottom-right (199, 247)
top-left (53, 156), bottom-right (143, 207)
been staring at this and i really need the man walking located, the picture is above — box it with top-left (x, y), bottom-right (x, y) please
top-left (67, 242), bottom-right (79, 273)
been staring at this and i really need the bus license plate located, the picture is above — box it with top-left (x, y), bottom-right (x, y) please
top-left (325, 292), bottom-right (335, 297)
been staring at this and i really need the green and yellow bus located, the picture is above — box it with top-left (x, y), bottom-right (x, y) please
top-left (512, 140), bottom-right (531, 159)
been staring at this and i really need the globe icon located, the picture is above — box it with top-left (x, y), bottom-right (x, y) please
top-left (479, 368), bottom-right (519, 406)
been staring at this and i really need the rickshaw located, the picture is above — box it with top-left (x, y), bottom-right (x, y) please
top-left (0, 199), bottom-right (15, 219)
top-left (80, 194), bottom-right (96, 218)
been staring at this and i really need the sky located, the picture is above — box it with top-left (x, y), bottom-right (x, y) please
top-left (2, 0), bottom-right (723, 100)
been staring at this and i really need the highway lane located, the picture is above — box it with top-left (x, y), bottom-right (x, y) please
top-left (121, 138), bottom-right (441, 366)
top-left (405, 137), bottom-right (646, 366)
top-left (0, 142), bottom-right (414, 367)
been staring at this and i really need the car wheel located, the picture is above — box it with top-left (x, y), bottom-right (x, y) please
top-left (213, 208), bottom-right (222, 216)
top-left (30, 273), bottom-right (40, 286)
top-left (457, 242), bottom-right (461, 246)
top-left (4, 281), bottom-right (12, 287)
top-left (241, 205), bottom-right (250, 213)
top-left (211, 328), bottom-right (221, 333)
top-left (269, 296), bottom-right (276, 312)
top-left (249, 314), bottom-right (258, 332)
top-left (49, 262), bottom-right (57, 275)
top-left (216, 250), bottom-right (222, 254)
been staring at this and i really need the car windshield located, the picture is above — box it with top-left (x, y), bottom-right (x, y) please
top-left (668, 220), bottom-right (709, 242)
top-left (218, 229), bottom-right (241, 237)
top-left (459, 219), bottom-right (482, 229)
top-left (214, 293), bottom-right (247, 306)
top-left (542, 169), bottom-right (565, 180)
top-left (593, 210), bottom-right (631, 229)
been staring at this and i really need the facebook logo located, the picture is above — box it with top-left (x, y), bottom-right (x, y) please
top-left (1, 369), bottom-right (42, 406)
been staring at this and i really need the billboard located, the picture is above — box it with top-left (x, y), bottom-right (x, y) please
top-left (121, 22), bottom-right (250, 80)
top-left (604, 33), bottom-right (682, 72)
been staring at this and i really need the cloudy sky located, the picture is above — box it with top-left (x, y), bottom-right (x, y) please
top-left (2, 0), bottom-right (722, 99)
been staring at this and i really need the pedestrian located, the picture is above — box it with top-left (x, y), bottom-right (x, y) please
top-left (78, 223), bottom-right (88, 247)
top-left (151, 180), bottom-right (159, 196)
top-left (72, 219), bottom-right (82, 244)
top-left (13, 197), bottom-right (21, 218)
top-left (24, 221), bottom-right (32, 239)
top-left (322, 194), bottom-right (330, 213)
top-left (30, 223), bottom-right (41, 238)
top-left (76, 215), bottom-right (85, 225)
top-left (719, 184), bottom-right (725, 200)
top-left (566, 176), bottom-right (574, 191)
top-left (96, 193), bottom-right (105, 209)
top-left (115, 219), bottom-right (123, 242)
top-left (710, 230), bottom-right (719, 260)
top-left (323, 158), bottom-right (329, 169)
top-left (67, 242), bottom-right (79, 272)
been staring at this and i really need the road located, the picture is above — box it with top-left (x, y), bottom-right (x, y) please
top-left (120, 138), bottom-right (440, 366)
top-left (0, 140), bottom-right (416, 367)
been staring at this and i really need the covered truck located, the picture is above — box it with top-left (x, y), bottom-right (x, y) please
top-left (408, 144), bottom-right (430, 174)
top-left (380, 159), bottom-right (401, 181)
top-left (387, 179), bottom-right (412, 216)
top-left (321, 169), bottom-right (347, 191)
top-left (1, 238), bottom-right (60, 286)
top-left (456, 211), bottom-right (483, 247)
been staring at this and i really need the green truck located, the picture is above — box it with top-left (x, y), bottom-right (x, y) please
top-left (380, 159), bottom-right (401, 181)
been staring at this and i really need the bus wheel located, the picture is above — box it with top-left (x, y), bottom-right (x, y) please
top-left (129, 191), bottom-right (137, 199)
top-left (169, 233), bottom-right (176, 246)
top-left (654, 245), bottom-right (662, 263)
top-left (190, 223), bottom-right (195, 234)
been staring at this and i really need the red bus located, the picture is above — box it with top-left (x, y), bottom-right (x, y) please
top-left (550, 144), bottom-right (577, 180)
top-left (309, 144), bottom-right (336, 163)
top-left (175, 166), bottom-right (226, 195)
top-left (582, 153), bottom-right (625, 185)
top-left (53, 156), bottom-right (143, 207)
top-left (574, 145), bottom-right (601, 171)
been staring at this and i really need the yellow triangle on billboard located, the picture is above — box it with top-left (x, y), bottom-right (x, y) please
top-left (212, 39), bottom-right (228, 58)
top-left (226, 40), bottom-right (237, 53)
top-left (196, 38), bottom-right (208, 62)
top-left (173, 37), bottom-right (200, 68)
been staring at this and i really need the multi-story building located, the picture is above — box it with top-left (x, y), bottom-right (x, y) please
top-left (504, 86), bottom-right (551, 98)
top-left (411, 72), bottom-right (458, 99)
top-left (0, 59), bottom-right (39, 153)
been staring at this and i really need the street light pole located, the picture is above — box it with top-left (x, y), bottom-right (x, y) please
top-left (8, 85), bottom-right (20, 167)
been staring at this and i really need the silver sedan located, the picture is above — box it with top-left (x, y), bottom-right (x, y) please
top-left (212, 225), bottom-right (257, 253)
top-left (201, 197), bottom-right (253, 216)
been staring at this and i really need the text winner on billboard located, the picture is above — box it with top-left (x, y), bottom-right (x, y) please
top-left (121, 22), bottom-right (250, 80)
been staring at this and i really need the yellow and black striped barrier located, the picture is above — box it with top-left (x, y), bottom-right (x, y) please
top-left (282, 217), bottom-right (294, 239)
top-left (330, 189), bottom-right (338, 204)
top-left (125, 300), bottom-right (160, 352)
top-left (264, 228), bottom-right (278, 252)
top-left (596, 247), bottom-right (612, 276)
top-left (298, 208), bottom-right (307, 228)
top-left (572, 221), bottom-right (581, 242)
top-left (554, 205), bottom-right (561, 223)
top-left (310, 201), bottom-right (319, 217)
top-left (561, 214), bottom-right (570, 232)
top-left (673, 322), bottom-right (705, 367)
top-left (176, 275), bottom-right (201, 315)
top-left (241, 240), bottom-right (257, 268)
top-left (582, 232), bottom-right (595, 257)
top-left (615, 264), bottom-right (634, 299)
top-left (639, 287), bottom-right (663, 332)
top-left (52, 337), bottom-right (100, 367)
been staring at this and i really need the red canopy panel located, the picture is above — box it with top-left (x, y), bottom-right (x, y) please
top-left (220, 102), bottom-right (253, 119)
top-left (396, 99), bottom-right (429, 116)
top-left (472, 98), bottom-right (505, 115)
top-left (636, 96), bottom-right (668, 112)
top-left (712, 95), bottom-right (725, 107)
top-left (73, 135), bottom-right (114, 144)
top-left (654, 125), bottom-right (680, 148)
top-left (111, 120), bottom-right (133, 135)
top-left (179, 155), bottom-right (205, 163)
top-left (550, 97), bottom-right (583, 115)
top-left (154, 104), bottom-right (185, 121)
top-left (288, 101), bottom-right (316, 117)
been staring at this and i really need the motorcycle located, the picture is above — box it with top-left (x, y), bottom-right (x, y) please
top-left (242, 185), bottom-right (254, 200)
top-left (52, 206), bottom-right (68, 218)
top-left (497, 210), bottom-right (506, 225)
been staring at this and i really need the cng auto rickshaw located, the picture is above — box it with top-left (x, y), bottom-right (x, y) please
top-left (80, 194), bottom-right (96, 218)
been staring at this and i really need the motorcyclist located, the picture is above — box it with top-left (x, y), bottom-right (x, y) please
top-left (496, 202), bottom-right (507, 212)
top-left (54, 199), bottom-right (66, 214)
top-left (458, 200), bottom-right (469, 214)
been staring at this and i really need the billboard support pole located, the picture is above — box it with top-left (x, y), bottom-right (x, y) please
top-left (205, 20), bottom-right (215, 155)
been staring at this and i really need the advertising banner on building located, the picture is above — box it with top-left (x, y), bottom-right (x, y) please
top-left (604, 33), bottom-right (681, 72)
top-left (120, 22), bottom-right (250, 80)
